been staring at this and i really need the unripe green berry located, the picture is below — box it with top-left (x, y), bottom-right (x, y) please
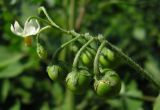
top-left (66, 69), bottom-right (92, 93)
top-left (99, 48), bottom-right (114, 67)
top-left (47, 65), bottom-right (64, 81)
top-left (81, 50), bottom-right (92, 66)
top-left (71, 45), bottom-right (79, 53)
top-left (80, 48), bottom-right (96, 66)
top-left (94, 69), bottom-right (121, 97)
top-left (37, 43), bottom-right (48, 59)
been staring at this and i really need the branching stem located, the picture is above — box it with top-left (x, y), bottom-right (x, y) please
top-left (36, 7), bottom-right (160, 89)
top-left (52, 36), bottom-right (81, 63)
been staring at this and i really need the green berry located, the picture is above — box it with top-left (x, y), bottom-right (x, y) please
top-left (99, 48), bottom-right (114, 67)
top-left (37, 43), bottom-right (48, 59)
top-left (80, 48), bottom-right (96, 66)
top-left (81, 50), bottom-right (92, 66)
top-left (94, 69), bottom-right (121, 97)
top-left (47, 65), bottom-right (64, 80)
top-left (66, 69), bottom-right (92, 93)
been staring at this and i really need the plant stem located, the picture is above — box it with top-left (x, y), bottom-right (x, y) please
top-left (52, 36), bottom-right (80, 63)
top-left (62, 89), bottom-right (75, 110)
top-left (38, 7), bottom-right (60, 29)
top-left (37, 7), bottom-right (160, 89)
top-left (122, 94), bottom-right (156, 102)
top-left (104, 40), bottom-right (160, 89)
top-left (64, 1), bottom-right (75, 110)
top-left (38, 25), bottom-right (51, 34)
top-left (72, 38), bottom-right (95, 70)
top-left (38, 7), bottom-right (69, 33)
top-left (69, 0), bottom-right (75, 29)
top-left (93, 41), bottom-right (106, 77)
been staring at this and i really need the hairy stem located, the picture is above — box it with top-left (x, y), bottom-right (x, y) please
top-left (52, 36), bottom-right (80, 63)
top-left (93, 41), bottom-right (106, 77)
top-left (37, 7), bottom-right (160, 89)
top-left (72, 38), bottom-right (95, 70)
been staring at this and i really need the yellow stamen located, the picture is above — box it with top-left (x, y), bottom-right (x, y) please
top-left (24, 36), bottom-right (32, 46)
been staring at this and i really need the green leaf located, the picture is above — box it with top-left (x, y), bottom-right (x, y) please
top-left (51, 82), bottom-right (64, 105)
top-left (0, 46), bottom-right (23, 68)
top-left (153, 94), bottom-right (160, 110)
top-left (13, 88), bottom-right (31, 104)
top-left (107, 81), bottom-right (143, 110)
top-left (9, 100), bottom-right (20, 110)
top-left (0, 62), bottom-right (24, 78)
top-left (145, 56), bottom-right (160, 77)
top-left (125, 81), bottom-right (143, 110)
top-left (145, 56), bottom-right (160, 87)
top-left (0, 79), bottom-right (10, 102)
top-left (19, 76), bottom-right (34, 89)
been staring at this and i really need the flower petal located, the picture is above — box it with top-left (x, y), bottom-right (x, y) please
top-left (14, 21), bottom-right (23, 33)
top-left (34, 20), bottom-right (40, 33)
top-left (24, 26), bottom-right (37, 36)
top-left (10, 24), bottom-right (15, 33)
top-left (10, 21), bottom-right (24, 36)
top-left (23, 19), bottom-right (40, 36)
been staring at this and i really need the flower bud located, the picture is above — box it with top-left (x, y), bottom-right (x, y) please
top-left (37, 43), bottom-right (48, 59)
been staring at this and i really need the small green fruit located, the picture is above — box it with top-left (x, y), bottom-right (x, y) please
top-left (80, 48), bottom-right (96, 66)
top-left (66, 69), bottom-right (92, 93)
top-left (81, 50), bottom-right (92, 65)
top-left (37, 43), bottom-right (48, 59)
top-left (99, 48), bottom-right (114, 67)
top-left (94, 69), bottom-right (121, 97)
top-left (47, 65), bottom-right (64, 80)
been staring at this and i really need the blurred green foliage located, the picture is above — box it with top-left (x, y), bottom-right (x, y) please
top-left (0, 0), bottom-right (160, 110)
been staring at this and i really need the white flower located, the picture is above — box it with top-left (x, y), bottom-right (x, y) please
top-left (11, 19), bottom-right (40, 37)
top-left (11, 19), bottom-right (40, 46)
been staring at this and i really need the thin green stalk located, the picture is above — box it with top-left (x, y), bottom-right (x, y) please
top-left (36, 34), bottom-right (40, 44)
top-left (35, 7), bottom-right (160, 89)
top-left (38, 7), bottom-right (59, 29)
top-left (52, 36), bottom-right (80, 63)
top-left (38, 25), bottom-right (51, 34)
top-left (38, 7), bottom-right (69, 34)
top-left (28, 16), bottom-right (51, 25)
top-left (69, 0), bottom-right (75, 29)
top-left (93, 41), bottom-right (106, 77)
top-left (123, 94), bottom-right (156, 102)
top-left (72, 38), bottom-right (95, 70)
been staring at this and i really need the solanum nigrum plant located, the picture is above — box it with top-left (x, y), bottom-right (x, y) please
top-left (10, 6), bottom-right (160, 100)
top-left (92, 40), bottom-right (121, 97)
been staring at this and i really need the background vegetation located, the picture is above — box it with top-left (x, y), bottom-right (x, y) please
top-left (0, 0), bottom-right (160, 110)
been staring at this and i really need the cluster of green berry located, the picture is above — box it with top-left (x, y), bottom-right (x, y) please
top-left (37, 35), bottom-right (121, 97)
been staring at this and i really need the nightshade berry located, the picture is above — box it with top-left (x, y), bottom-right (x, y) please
top-left (94, 69), bottom-right (121, 97)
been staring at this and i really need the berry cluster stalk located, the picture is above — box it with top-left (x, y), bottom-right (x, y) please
top-left (35, 6), bottom-right (160, 90)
